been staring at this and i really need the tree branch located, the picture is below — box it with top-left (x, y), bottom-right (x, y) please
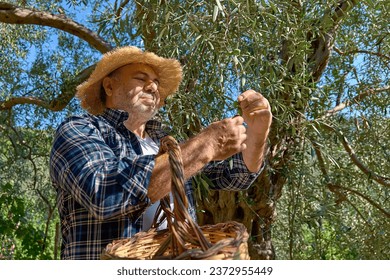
top-left (331, 184), bottom-right (390, 218)
top-left (0, 96), bottom-right (53, 111)
top-left (0, 64), bottom-right (95, 111)
top-left (311, 139), bottom-right (390, 218)
top-left (315, 122), bottom-right (390, 187)
top-left (334, 46), bottom-right (390, 61)
top-left (308, 0), bottom-right (359, 81)
top-left (115, 0), bottom-right (131, 19)
top-left (0, 2), bottom-right (112, 53)
top-left (345, 199), bottom-right (376, 230)
top-left (338, 132), bottom-right (390, 187)
top-left (311, 140), bottom-right (330, 178)
top-left (320, 85), bottom-right (390, 118)
top-left (0, 2), bottom-right (114, 111)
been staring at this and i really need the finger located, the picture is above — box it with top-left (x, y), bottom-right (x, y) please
top-left (237, 93), bottom-right (251, 106)
top-left (237, 94), bottom-right (246, 103)
top-left (249, 107), bottom-right (272, 117)
top-left (238, 89), bottom-right (257, 102)
top-left (242, 101), bottom-right (268, 114)
top-left (238, 91), bottom-right (265, 110)
top-left (248, 105), bottom-right (268, 114)
top-left (239, 123), bottom-right (247, 135)
top-left (231, 115), bottom-right (244, 124)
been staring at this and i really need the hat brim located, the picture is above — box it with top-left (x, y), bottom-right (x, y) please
top-left (76, 46), bottom-right (182, 115)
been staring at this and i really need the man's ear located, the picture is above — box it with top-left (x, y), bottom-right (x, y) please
top-left (102, 77), bottom-right (113, 96)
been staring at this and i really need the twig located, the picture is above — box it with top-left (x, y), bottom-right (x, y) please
top-left (311, 138), bottom-right (390, 218)
top-left (338, 131), bottom-right (390, 187)
top-left (345, 199), bottom-right (375, 230)
top-left (319, 85), bottom-right (390, 119)
top-left (115, 0), bottom-right (131, 19)
top-left (316, 122), bottom-right (390, 187)
top-left (332, 184), bottom-right (390, 218)
top-left (334, 46), bottom-right (390, 61)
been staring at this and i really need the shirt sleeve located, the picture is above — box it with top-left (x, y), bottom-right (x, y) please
top-left (201, 152), bottom-right (263, 191)
top-left (49, 116), bottom-right (153, 221)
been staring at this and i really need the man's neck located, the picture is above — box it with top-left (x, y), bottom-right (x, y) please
top-left (123, 118), bottom-right (147, 138)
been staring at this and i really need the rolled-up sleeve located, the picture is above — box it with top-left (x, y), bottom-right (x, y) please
top-left (201, 152), bottom-right (263, 191)
top-left (50, 117), bottom-right (153, 221)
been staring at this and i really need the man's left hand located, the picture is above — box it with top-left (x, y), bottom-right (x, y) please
top-left (238, 90), bottom-right (272, 135)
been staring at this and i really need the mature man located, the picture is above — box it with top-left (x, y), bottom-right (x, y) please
top-left (50, 46), bottom-right (272, 260)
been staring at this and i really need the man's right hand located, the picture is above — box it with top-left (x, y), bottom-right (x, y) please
top-left (148, 116), bottom-right (247, 202)
top-left (201, 116), bottom-right (247, 161)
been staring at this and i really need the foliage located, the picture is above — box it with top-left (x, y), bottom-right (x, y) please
top-left (0, 0), bottom-right (389, 259)
top-left (0, 183), bottom-right (57, 259)
top-left (272, 118), bottom-right (390, 259)
top-left (0, 126), bottom-right (58, 259)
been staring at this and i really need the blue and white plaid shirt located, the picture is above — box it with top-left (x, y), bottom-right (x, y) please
top-left (50, 108), bottom-right (262, 259)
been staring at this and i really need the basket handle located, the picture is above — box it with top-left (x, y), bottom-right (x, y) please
top-left (151, 136), bottom-right (211, 257)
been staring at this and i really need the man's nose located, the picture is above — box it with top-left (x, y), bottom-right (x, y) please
top-left (144, 80), bottom-right (158, 93)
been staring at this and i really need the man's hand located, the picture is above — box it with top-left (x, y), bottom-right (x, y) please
top-left (201, 116), bottom-right (247, 161)
top-left (237, 90), bottom-right (272, 172)
top-left (238, 90), bottom-right (272, 136)
top-left (148, 116), bottom-right (247, 202)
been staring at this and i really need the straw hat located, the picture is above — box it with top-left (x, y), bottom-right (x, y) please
top-left (76, 46), bottom-right (183, 115)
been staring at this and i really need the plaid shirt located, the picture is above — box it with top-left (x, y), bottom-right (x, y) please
top-left (50, 108), bottom-right (261, 259)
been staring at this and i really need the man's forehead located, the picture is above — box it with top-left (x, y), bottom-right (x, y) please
top-left (119, 63), bottom-right (158, 76)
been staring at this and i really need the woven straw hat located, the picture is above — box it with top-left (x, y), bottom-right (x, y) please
top-left (76, 46), bottom-right (182, 115)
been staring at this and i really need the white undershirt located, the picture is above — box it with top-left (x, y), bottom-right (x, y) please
top-left (139, 133), bottom-right (173, 231)
top-left (138, 134), bottom-right (159, 156)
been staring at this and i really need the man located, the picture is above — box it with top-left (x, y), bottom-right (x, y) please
top-left (50, 46), bottom-right (272, 260)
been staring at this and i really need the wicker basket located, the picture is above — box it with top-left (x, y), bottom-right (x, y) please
top-left (101, 136), bottom-right (250, 260)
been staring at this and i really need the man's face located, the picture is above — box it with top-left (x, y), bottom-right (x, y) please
top-left (106, 63), bottom-right (161, 119)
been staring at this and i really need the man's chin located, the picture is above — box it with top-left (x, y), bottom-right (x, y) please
top-left (135, 105), bottom-right (158, 119)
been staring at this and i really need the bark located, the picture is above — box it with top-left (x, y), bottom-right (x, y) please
top-left (307, 0), bottom-right (359, 81)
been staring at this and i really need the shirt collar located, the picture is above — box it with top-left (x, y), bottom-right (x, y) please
top-left (101, 108), bottom-right (129, 127)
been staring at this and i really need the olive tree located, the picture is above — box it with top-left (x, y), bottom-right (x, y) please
top-left (0, 0), bottom-right (388, 259)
